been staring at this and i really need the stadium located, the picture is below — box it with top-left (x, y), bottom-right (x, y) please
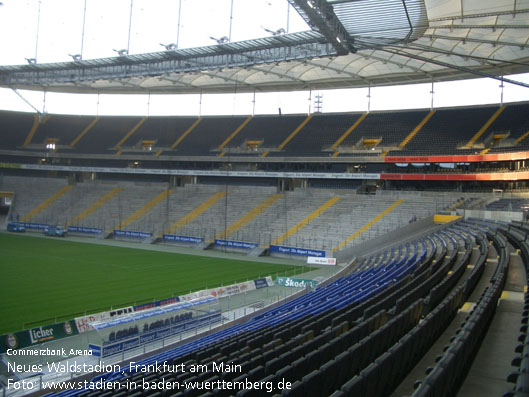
top-left (1, 0), bottom-right (529, 396)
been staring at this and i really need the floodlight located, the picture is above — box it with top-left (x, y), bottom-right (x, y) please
top-left (209, 36), bottom-right (230, 44)
top-left (25, 58), bottom-right (37, 64)
top-left (160, 43), bottom-right (177, 51)
top-left (69, 54), bottom-right (82, 61)
top-left (113, 49), bottom-right (129, 56)
top-left (262, 26), bottom-right (285, 36)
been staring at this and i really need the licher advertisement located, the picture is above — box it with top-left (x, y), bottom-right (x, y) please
top-left (0, 321), bottom-right (79, 353)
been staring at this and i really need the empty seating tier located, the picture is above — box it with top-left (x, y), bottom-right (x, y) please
top-left (3, 102), bottom-right (527, 157)
top-left (49, 218), bottom-right (517, 397)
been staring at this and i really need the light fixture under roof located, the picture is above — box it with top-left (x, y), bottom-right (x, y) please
top-left (209, 36), bottom-right (230, 44)
top-left (160, 43), bottom-right (177, 51)
top-left (113, 49), bottom-right (129, 56)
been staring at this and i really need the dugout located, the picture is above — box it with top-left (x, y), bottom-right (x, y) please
top-left (86, 297), bottom-right (221, 357)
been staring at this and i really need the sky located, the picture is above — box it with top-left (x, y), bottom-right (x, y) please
top-left (0, 0), bottom-right (307, 64)
top-left (0, 0), bottom-right (528, 116)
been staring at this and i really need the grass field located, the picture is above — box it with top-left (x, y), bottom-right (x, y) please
top-left (0, 233), bottom-right (306, 334)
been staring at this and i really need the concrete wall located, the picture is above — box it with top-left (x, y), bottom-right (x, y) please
top-left (459, 209), bottom-right (524, 222)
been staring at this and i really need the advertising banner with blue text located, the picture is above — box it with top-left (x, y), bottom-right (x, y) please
top-left (214, 239), bottom-right (258, 250)
top-left (163, 234), bottom-right (203, 244)
top-left (269, 245), bottom-right (326, 257)
top-left (9, 221), bottom-right (49, 230)
top-left (67, 226), bottom-right (102, 234)
top-left (114, 230), bottom-right (152, 238)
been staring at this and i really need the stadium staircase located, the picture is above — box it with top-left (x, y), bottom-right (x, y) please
top-left (215, 193), bottom-right (284, 241)
top-left (69, 117), bottom-right (100, 148)
top-left (163, 191), bottom-right (226, 236)
top-left (113, 189), bottom-right (174, 231)
top-left (217, 116), bottom-right (253, 156)
top-left (167, 118), bottom-right (202, 152)
top-left (398, 111), bottom-right (436, 148)
top-left (331, 112), bottom-right (368, 157)
top-left (464, 106), bottom-right (505, 148)
top-left (114, 117), bottom-right (148, 154)
top-left (67, 187), bottom-right (123, 227)
top-left (261, 115), bottom-right (313, 158)
top-left (22, 114), bottom-right (51, 147)
top-left (20, 185), bottom-right (73, 222)
top-left (332, 199), bottom-right (404, 252)
top-left (270, 196), bottom-right (341, 246)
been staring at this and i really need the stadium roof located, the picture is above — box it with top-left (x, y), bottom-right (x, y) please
top-left (1, 0), bottom-right (529, 94)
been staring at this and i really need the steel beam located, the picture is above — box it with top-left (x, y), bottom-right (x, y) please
top-left (287, 0), bottom-right (354, 55)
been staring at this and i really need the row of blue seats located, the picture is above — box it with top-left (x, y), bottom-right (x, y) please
top-left (56, 227), bottom-right (485, 397)
top-left (50, 237), bottom-right (429, 396)
top-left (330, 224), bottom-right (486, 396)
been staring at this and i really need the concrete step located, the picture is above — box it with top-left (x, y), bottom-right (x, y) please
top-left (248, 247), bottom-right (267, 257)
top-left (194, 241), bottom-right (212, 250)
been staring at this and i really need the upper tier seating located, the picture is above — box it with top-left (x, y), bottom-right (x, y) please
top-left (398, 106), bottom-right (498, 154)
top-left (274, 113), bottom-right (363, 156)
top-left (226, 115), bottom-right (308, 154)
top-left (2, 102), bottom-right (527, 157)
top-left (486, 102), bottom-right (529, 148)
top-left (75, 116), bottom-right (143, 154)
top-left (0, 110), bottom-right (37, 150)
top-left (339, 110), bottom-right (428, 148)
top-left (166, 116), bottom-right (250, 156)
top-left (28, 114), bottom-right (95, 152)
top-left (118, 116), bottom-right (198, 155)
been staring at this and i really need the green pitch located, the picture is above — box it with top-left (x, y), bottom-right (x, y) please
top-left (0, 233), bottom-right (305, 334)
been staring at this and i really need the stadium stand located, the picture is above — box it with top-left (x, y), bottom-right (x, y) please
top-left (25, 114), bottom-right (96, 153)
top-left (121, 116), bottom-right (200, 156)
top-left (2, 102), bottom-right (529, 159)
top-left (2, 176), bottom-right (69, 222)
top-left (171, 116), bottom-right (251, 156)
top-left (394, 106), bottom-right (499, 155)
top-left (412, 222), bottom-right (508, 396)
top-left (279, 113), bottom-right (363, 156)
top-left (41, 216), bottom-right (525, 397)
top-left (338, 109), bottom-right (429, 150)
top-left (503, 221), bottom-right (529, 396)
top-left (2, 176), bottom-right (463, 251)
top-left (486, 198), bottom-right (529, 213)
top-left (1, 82), bottom-right (528, 397)
top-left (2, 161), bottom-right (528, 397)
top-left (484, 103), bottom-right (529, 150)
top-left (77, 117), bottom-right (145, 154)
top-left (0, 110), bottom-right (39, 150)
top-left (224, 115), bottom-right (308, 155)
top-left (2, 1), bottom-right (529, 395)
